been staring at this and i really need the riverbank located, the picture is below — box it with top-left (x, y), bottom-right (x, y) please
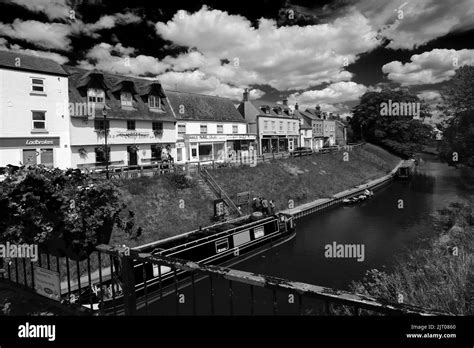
top-left (113, 143), bottom-right (400, 245)
top-left (350, 201), bottom-right (474, 315)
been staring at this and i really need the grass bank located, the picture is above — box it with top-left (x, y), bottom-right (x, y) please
top-left (209, 143), bottom-right (400, 212)
top-left (350, 201), bottom-right (474, 315)
top-left (112, 143), bottom-right (399, 244)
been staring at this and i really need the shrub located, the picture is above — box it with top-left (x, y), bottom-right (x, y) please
top-left (0, 165), bottom-right (141, 261)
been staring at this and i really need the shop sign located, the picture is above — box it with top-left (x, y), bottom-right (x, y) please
top-left (0, 137), bottom-right (60, 148)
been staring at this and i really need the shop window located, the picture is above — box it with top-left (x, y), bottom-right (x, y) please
top-left (95, 147), bottom-right (110, 163)
top-left (40, 149), bottom-right (54, 168)
top-left (22, 149), bottom-right (37, 165)
top-left (151, 144), bottom-right (162, 160)
top-left (127, 120), bottom-right (135, 130)
top-left (32, 111), bottom-right (46, 130)
top-left (199, 144), bottom-right (212, 161)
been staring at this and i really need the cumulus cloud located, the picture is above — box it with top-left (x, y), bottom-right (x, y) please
top-left (155, 6), bottom-right (380, 91)
top-left (157, 70), bottom-right (265, 100)
top-left (289, 81), bottom-right (368, 105)
top-left (0, 12), bottom-right (142, 51)
top-left (0, 38), bottom-right (69, 64)
top-left (7, 0), bottom-right (70, 20)
top-left (352, 0), bottom-right (474, 50)
top-left (382, 48), bottom-right (474, 85)
top-left (0, 19), bottom-right (73, 50)
top-left (78, 42), bottom-right (169, 75)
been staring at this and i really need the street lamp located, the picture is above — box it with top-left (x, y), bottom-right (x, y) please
top-left (102, 105), bottom-right (109, 179)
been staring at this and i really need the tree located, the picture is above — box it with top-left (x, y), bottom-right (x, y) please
top-left (0, 165), bottom-right (141, 261)
top-left (350, 89), bottom-right (433, 157)
top-left (439, 66), bottom-right (474, 167)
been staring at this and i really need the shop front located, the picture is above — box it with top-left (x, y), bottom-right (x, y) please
top-left (181, 134), bottom-right (256, 163)
top-left (0, 137), bottom-right (61, 168)
top-left (261, 135), bottom-right (298, 154)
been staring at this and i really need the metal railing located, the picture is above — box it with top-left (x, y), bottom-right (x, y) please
top-left (0, 241), bottom-right (450, 316)
top-left (199, 167), bottom-right (242, 216)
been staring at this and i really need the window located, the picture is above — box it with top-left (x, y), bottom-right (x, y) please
top-left (217, 124), bottom-right (223, 134)
top-left (178, 124), bottom-right (186, 135)
top-left (264, 120), bottom-right (268, 130)
top-left (271, 121), bottom-right (275, 130)
top-left (32, 111), bottom-right (46, 130)
top-left (152, 122), bottom-right (163, 131)
top-left (287, 122), bottom-right (290, 131)
top-left (94, 120), bottom-right (109, 131)
top-left (151, 144), bottom-right (162, 160)
top-left (127, 120), bottom-right (135, 130)
top-left (121, 92), bottom-right (133, 107)
top-left (87, 88), bottom-right (105, 104)
top-left (293, 122), bottom-right (296, 132)
top-left (254, 226), bottom-right (264, 239)
top-left (232, 125), bottom-right (238, 134)
top-left (148, 95), bottom-right (161, 109)
top-left (22, 149), bottom-right (37, 165)
top-left (31, 78), bottom-right (44, 93)
top-left (215, 239), bottom-right (229, 253)
top-left (95, 147), bottom-right (110, 163)
top-left (200, 124), bottom-right (207, 134)
top-left (279, 121), bottom-right (283, 131)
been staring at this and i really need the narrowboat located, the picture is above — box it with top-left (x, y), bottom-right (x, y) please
top-left (67, 212), bottom-right (296, 312)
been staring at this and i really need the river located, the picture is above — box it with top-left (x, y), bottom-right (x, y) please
top-left (140, 154), bottom-right (474, 314)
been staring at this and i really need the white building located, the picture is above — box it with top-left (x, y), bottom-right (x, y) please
top-left (237, 90), bottom-right (301, 155)
top-left (0, 51), bottom-right (71, 168)
top-left (64, 66), bottom-right (177, 169)
top-left (166, 91), bottom-right (256, 163)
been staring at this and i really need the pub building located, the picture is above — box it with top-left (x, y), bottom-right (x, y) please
top-left (237, 90), bottom-right (301, 156)
top-left (166, 90), bottom-right (256, 163)
top-left (0, 51), bottom-right (71, 168)
top-left (64, 66), bottom-right (177, 169)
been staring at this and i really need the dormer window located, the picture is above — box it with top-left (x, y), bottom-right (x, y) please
top-left (148, 95), bottom-right (161, 109)
top-left (261, 106), bottom-right (270, 114)
top-left (121, 92), bottom-right (133, 107)
top-left (88, 88), bottom-right (105, 104)
top-left (273, 107), bottom-right (282, 115)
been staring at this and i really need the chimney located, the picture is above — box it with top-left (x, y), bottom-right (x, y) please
top-left (283, 98), bottom-right (288, 106)
top-left (295, 102), bottom-right (299, 110)
top-left (243, 88), bottom-right (249, 102)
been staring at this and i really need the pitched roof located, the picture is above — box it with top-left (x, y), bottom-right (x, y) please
top-left (166, 90), bottom-right (246, 122)
top-left (294, 110), bottom-right (312, 129)
top-left (64, 65), bottom-right (176, 122)
top-left (0, 50), bottom-right (67, 76)
top-left (237, 99), bottom-right (300, 125)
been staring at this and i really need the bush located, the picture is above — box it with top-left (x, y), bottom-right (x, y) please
top-left (167, 173), bottom-right (193, 190)
top-left (0, 165), bottom-right (140, 261)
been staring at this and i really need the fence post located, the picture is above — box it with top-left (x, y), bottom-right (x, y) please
top-left (120, 254), bottom-right (136, 315)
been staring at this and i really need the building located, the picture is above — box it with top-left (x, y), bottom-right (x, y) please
top-left (305, 106), bottom-right (337, 147)
top-left (335, 120), bottom-right (348, 145)
top-left (166, 91), bottom-right (256, 163)
top-left (301, 107), bottom-right (324, 150)
top-left (237, 90), bottom-right (301, 155)
top-left (0, 51), bottom-right (71, 168)
top-left (293, 103), bottom-right (313, 149)
top-left (64, 66), bottom-right (177, 168)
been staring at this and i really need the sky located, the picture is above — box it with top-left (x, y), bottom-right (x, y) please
top-left (0, 0), bottom-right (473, 115)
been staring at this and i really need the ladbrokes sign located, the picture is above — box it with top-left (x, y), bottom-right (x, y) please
top-left (0, 137), bottom-right (60, 148)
